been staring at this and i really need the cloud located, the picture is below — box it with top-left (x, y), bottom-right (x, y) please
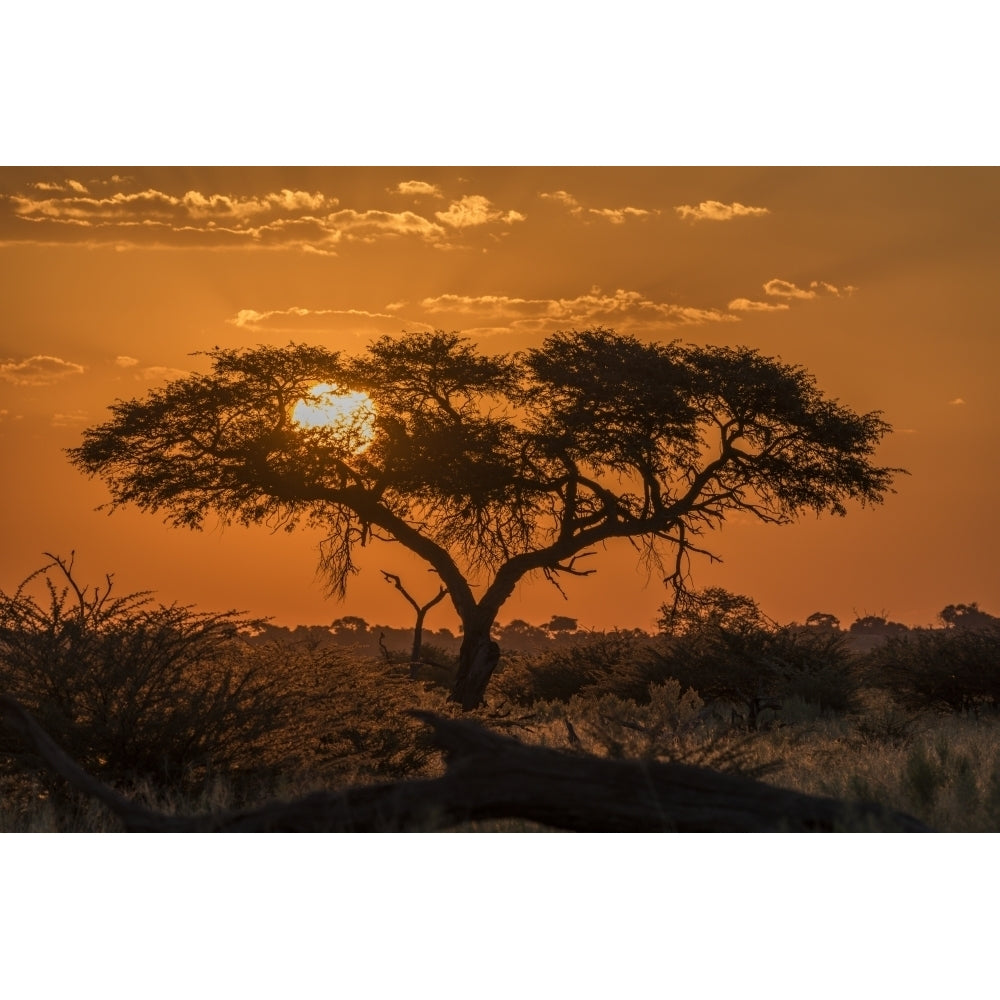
top-left (419, 285), bottom-right (738, 335)
top-left (948, 397), bottom-right (966, 406)
top-left (587, 207), bottom-right (653, 224)
top-left (228, 305), bottom-right (432, 335)
top-left (540, 190), bottom-right (582, 213)
top-left (114, 355), bottom-right (140, 368)
top-left (727, 298), bottom-right (790, 312)
top-left (0, 355), bottom-right (85, 386)
top-left (763, 279), bottom-right (817, 300)
top-left (675, 200), bottom-right (770, 222)
top-left (763, 278), bottom-right (857, 300)
top-left (325, 208), bottom-right (446, 242)
top-left (541, 191), bottom-right (657, 225)
top-left (809, 280), bottom-right (857, 296)
top-left (6, 176), bottom-right (528, 254)
top-left (392, 181), bottom-right (443, 198)
top-left (7, 181), bottom-right (347, 252)
top-left (11, 186), bottom-right (331, 228)
top-left (435, 195), bottom-right (525, 229)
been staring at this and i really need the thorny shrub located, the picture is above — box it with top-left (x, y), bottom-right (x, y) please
top-left (865, 626), bottom-right (1000, 713)
top-left (0, 554), bottom-right (283, 794)
top-left (654, 619), bottom-right (858, 728)
top-left (493, 630), bottom-right (675, 706)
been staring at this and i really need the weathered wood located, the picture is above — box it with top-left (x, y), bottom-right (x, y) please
top-left (0, 695), bottom-right (931, 832)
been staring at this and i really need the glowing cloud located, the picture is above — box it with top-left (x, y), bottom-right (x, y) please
top-left (7, 176), bottom-right (532, 253)
top-left (325, 208), bottom-right (445, 241)
top-left (435, 195), bottom-right (525, 228)
top-left (393, 181), bottom-right (443, 198)
top-left (420, 286), bottom-right (737, 333)
top-left (114, 355), bottom-right (140, 368)
top-left (588, 207), bottom-right (652, 224)
top-left (675, 200), bottom-right (770, 221)
top-left (728, 298), bottom-right (790, 312)
top-left (228, 305), bottom-right (413, 332)
top-left (763, 278), bottom-right (856, 300)
top-left (948, 397), bottom-right (966, 406)
top-left (763, 279), bottom-right (817, 300)
top-left (540, 190), bottom-right (582, 213)
top-left (0, 355), bottom-right (85, 386)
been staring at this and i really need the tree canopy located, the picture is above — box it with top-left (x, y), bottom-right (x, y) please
top-left (69, 328), bottom-right (902, 708)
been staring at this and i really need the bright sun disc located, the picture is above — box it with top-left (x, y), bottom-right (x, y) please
top-left (292, 383), bottom-right (376, 452)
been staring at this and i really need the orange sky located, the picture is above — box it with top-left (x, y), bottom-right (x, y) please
top-left (2, 167), bottom-right (998, 633)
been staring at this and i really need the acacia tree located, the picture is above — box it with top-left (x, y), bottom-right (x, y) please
top-left (69, 329), bottom-right (901, 709)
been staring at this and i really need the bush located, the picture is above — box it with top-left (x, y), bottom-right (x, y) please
top-left (250, 640), bottom-right (448, 783)
top-left (493, 630), bottom-right (674, 706)
top-left (866, 627), bottom-right (1000, 713)
top-left (654, 618), bottom-right (858, 728)
top-left (0, 555), bottom-right (285, 792)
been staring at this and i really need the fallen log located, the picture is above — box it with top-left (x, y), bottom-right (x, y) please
top-left (0, 696), bottom-right (930, 832)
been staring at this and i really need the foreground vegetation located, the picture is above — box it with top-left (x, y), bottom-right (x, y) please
top-left (3, 558), bottom-right (999, 832)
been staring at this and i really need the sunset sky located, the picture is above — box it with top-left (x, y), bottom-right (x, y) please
top-left (2, 167), bottom-right (998, 634)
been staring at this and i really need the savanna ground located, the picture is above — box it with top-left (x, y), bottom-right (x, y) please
top-left (3, 559), bottom-right (999, 832)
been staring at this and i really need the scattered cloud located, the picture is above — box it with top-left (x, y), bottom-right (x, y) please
top-left (12, 185), bottom-right (331, 225)
top-left (0, 355), bottom-right (85, 386)
top-left (675, 200), bottom-right (770, 222)
top-left (228, 305), bottom-right (432, 336)
top-left (541, 191), bottom-right (656, 225)
top-left (324, 208), bottom-right (446, 242)
top-left (114, 355), bottom-right (140, 368)
top-left (392, 181), bottom-right (443, 198)
top-left (419, 285), bottom-right (738, 335)
top-left (588, 207), bottom-right (653, 224)
top-left (763, 279), bottom-right (817, 300)
top-left (727, 298), bottom-right (790, 312)
top-left (896, 428), bottom-right (918, 434)
top-left (6, 177), bottom-right (530, 253)
top-left (809, 279), bottom-right (857, 296)
top-left (435, 195), bottom-right (525, 229)
top-left (763, 278), bottom-right (857, 300)
top-left (540, 190), bottom-right (582, 214)
top-left (948, 397), bottom-right (966, 406)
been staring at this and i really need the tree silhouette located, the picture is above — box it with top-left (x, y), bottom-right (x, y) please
top-left (380, 570), bottom-right (448, 673)
top-left (68, 328), bottom-right (901, 709)
top-left (939, 602), bottom-right (999, 631)
top-left (804, 611), bottom-right (841, 631)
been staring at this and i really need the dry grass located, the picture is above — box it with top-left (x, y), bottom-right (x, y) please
top-left (5, 640), bottom-right (1000, 832)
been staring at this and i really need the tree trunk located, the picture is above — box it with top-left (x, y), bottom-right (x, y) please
top-left (451, 622), bottom-right (500, 710)
top-left (409, 607), bottom-right (427, 676)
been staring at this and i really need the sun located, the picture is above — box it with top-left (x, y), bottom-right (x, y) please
top-left (291, 383), bottom-right (376, 452)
